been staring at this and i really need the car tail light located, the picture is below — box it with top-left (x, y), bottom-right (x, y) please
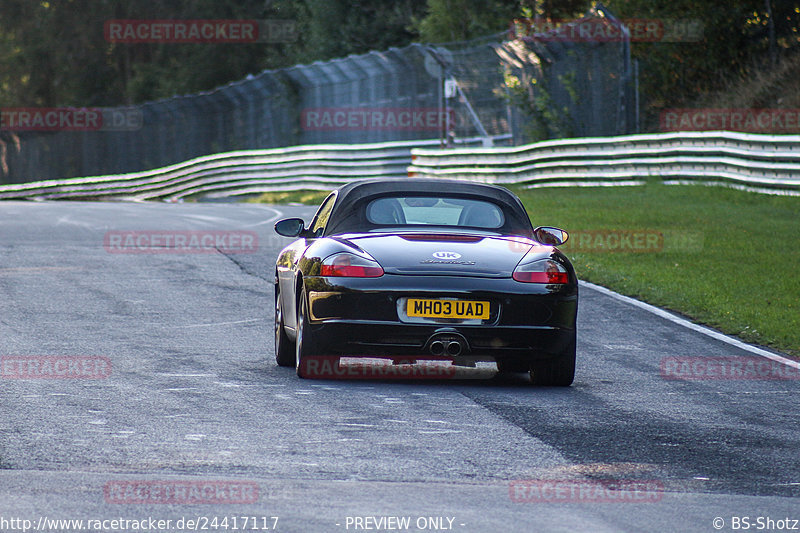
top-left (320, 253), bottom-right (384, 278)
top-left (513, 259), bottom-right (569, 284)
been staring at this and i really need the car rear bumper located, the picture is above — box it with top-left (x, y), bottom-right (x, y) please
top-left (301, 274), bottom-right (577, 361)
top-left (307, 320), bottom-right (575, 361)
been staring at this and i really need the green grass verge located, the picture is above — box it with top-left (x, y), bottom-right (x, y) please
top-left (512, 181), bottom-right (799, 358)
top-left (250, 183), bottom-right (799, 357)
top-left (246, 189), bottom-right (330, 205)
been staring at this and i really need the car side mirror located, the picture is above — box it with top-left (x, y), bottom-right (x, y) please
top-left (274, 218), bottom-right (306, 237)
top-left (533, 226), bottom-right (568, 246)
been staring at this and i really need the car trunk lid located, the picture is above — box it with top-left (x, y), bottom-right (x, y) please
top-left (339, 232), bottom-right (550, 278)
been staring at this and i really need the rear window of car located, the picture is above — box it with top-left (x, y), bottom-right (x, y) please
top-left (365, 196), bottom-right (505, 229)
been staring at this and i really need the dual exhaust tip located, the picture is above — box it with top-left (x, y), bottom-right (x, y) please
top-left (429, 339), bottom-right (463, 356)
top-left (426, 329), bottom-right (469, 357)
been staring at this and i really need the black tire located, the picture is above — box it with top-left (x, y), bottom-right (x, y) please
top-left (274, 287), bottom-right (295, 367)
top-left (295, 287), bottom-right (316, 378)
top-left (496, 358), bottom-right (529, 373)
top-left (529, 337), bottom-right (576, 387)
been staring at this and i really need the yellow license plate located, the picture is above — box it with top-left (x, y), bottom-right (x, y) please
top-left (407, 298), bottom-right (490, 320)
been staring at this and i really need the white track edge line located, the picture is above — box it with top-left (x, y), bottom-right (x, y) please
top-left (579, 280), bottom-right (799, 369)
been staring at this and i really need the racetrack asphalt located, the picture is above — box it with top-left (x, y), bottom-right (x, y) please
top-left (0, 201), bottom-right (798, 533)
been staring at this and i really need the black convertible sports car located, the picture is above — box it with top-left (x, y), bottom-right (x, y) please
top-left (273, 179), bottom-right (578, 386)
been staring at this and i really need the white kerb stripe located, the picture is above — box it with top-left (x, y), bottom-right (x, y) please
top-left (579, 280), bottom-right (800, 370)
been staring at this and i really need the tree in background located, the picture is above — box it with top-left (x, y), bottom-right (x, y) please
top-left (416, 0), bottom-right (800, 133)
top-left (1, 0), bottom-right (798, 124)
top-left (606, 0), bottom-right (800, 128)
top-left (299, 0), bottom-right (427, 61)
top-left (0, 0), bottom-right (301, 107)
top-left (0, 0), bottom-right (437, 107)
top-left (413, 0), bottom-right (587, 42)
top-left (114, 0), bottom-right (305, 104)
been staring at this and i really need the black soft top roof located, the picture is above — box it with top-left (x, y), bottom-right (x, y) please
top-left (324, 178), bottom-right (534, 236)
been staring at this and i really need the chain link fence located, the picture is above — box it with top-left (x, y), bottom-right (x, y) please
top-left (1, 7), bottom-right (633, 184)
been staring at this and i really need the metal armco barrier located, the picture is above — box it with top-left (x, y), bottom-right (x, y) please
top-left (1, 131), bottom-right (798, 201)
top-left (0, 138), bottom-right (487, 201)
top-left (407, 131), bottom-right (800, 195)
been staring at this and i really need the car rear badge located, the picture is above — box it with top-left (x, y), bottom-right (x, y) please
top-left (432, 251), bottom-right (461, 259)
top-left (423, 251), bottom-right (474, 265)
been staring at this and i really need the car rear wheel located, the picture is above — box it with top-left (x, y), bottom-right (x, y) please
top-left (274, 288), bottom-right (295, 367)
top-left (529, 337), bottom-right (576, 386)
top-left (295, 287), bottom-right (319, 378)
